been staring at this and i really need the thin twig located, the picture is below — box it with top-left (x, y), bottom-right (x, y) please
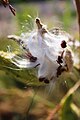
top-left (47, 104), bottom-right (61, 120)
top-left (47, 80), bottom-right (80, 120)
top-left (61, 80), bottom-right (80, 105)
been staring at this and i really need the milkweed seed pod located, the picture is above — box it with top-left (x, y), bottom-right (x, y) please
top-left (8, 18), bottom-right (73, 84)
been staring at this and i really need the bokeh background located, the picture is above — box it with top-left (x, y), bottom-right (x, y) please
top-left (0, 0), bottom-right (80, 120)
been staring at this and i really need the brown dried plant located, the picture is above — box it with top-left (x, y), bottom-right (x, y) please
top-left (75, 0), bottom-right (80, 38)
top-left (1, 0), bottom-right (16, 15)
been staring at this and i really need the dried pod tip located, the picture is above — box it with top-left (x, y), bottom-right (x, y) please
top-left (36, 18), bottom-right (47, 34)
top-left (36, 18), bottom-right (43, 29)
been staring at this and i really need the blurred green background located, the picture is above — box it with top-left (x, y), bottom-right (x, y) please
top-left (0, 0), bottom-right (80, 120)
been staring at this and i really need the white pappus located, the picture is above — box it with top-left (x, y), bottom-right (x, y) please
top-left (8, 18), bottom-right (73, 84)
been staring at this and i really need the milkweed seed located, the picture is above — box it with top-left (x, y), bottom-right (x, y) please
top-left (61, 40), bottom-right (67, 48)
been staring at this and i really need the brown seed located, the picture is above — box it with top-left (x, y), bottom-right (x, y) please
top-left (56, 65), bottom-right (66, 77)
top-left (39, 77), bottom-right (45, 82)
top-left (56, 65), bottom-right (62, 77)
top-left (61, 40), bottom-right (67, 48)
top-left (44, 78), bottom-right (49, 84)
top-left (57, 56), bottom-right (63, 64)
top-left (26, 52), bottom-right (37, 62)
top-left (39, 77), bottom-right (49, 84)
top-left (30, 56), bottom-right (37, 62)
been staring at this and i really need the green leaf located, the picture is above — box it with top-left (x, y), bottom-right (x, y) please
top-left (0, 51), bottom-right (45, 87)
top-left (60, 94), bottom-right (78, 120)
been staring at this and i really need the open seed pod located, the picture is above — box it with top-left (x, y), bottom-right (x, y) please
top-left (7, 18), bottom-right (73, 84)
